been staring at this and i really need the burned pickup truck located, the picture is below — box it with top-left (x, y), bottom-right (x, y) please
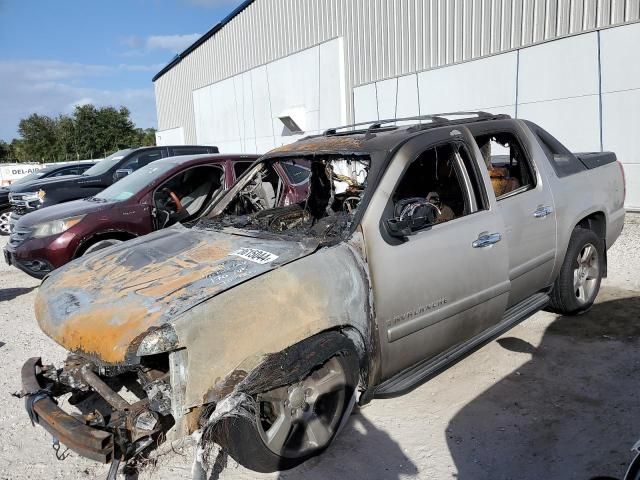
top-left (22, 112), bottom-right (626, 475)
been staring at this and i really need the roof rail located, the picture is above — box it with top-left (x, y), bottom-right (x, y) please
top-left (323, 111), bottom-right (509, 136)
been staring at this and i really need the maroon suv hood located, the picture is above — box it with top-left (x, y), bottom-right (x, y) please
top-left (34, 225), bottom-right (317, 364)
top-left (18, 198), bottom-right (115, 226)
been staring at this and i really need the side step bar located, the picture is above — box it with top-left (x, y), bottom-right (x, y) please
top-left (374, 292), bottom-right (549, 399)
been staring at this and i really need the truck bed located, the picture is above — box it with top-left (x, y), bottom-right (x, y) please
top-left (575, 152), bottom-right (617, 170)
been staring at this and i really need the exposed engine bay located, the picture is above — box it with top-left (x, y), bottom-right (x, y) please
top-left (199, 157), bottom-right (370, 241)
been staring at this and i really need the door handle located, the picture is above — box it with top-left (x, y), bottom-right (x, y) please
top-left (533, 205), bottom-right (553, 218)
top-left (472, 232), bottom-right (502, 248)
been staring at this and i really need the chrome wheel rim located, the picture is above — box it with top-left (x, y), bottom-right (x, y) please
top-left (573, 242), bottom-right (599, 305)
top-left (0, 211), bottom-right (10, 235)
top-left (256, 357), bottom-right (346, 458)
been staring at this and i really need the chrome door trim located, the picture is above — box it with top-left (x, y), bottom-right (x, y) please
top-left (472, 232), bottom-right (502, 248)
top-left (533, 205), bottom-right (554, 218)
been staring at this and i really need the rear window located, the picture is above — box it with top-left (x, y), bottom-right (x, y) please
top-left (171, 147), bottom-right (210, 156)
top-left (524, 121), bottom-right (586, 178)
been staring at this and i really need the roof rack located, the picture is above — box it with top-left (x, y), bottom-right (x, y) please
top-left (323, 111), bottom-right (509, 136)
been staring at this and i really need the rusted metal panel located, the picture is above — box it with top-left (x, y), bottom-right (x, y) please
top-left (21, 358), bottom-right (114, 463)
top-left (266, 135), bottom-right (365, 154)
top-left (172, 242), bottom-right (371, 408)
top-left (35, 226), bottom-right (316, 365)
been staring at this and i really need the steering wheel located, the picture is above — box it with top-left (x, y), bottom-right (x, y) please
top-left (343, 196), bottom-right (361, 213)
top-left (164, 188), bottom-right (183, 211)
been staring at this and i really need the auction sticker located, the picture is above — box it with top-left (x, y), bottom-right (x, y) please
top-left (230, 247), bottom-right (279, 264)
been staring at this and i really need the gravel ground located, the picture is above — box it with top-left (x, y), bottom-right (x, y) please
top-left (0, 214), bottom-right (639, 480)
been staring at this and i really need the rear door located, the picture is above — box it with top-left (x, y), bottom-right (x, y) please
top-left (469, 121), bottom-right (557, 306)
top-left (362, 127), bottom-right (511, 379)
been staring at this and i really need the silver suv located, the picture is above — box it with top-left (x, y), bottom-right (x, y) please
top-left (21, 112), bottom-right (626, 474)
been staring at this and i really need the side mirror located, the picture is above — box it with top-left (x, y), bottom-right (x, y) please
top-left (386, 217), bottom-right (413, 238)
top-left (385, 200), bottom-right (438, 238)
top-left (113, 169), bottom-right (132, 181)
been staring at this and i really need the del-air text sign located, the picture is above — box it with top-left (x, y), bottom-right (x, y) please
top-left (0, 164), bottom-right (43, 186)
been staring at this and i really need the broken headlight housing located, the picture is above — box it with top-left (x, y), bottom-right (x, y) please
top-left (136, 324), bottom-right (179, 357)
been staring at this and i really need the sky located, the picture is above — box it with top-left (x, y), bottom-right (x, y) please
top-left (0, 0), bottom-right (245, 141)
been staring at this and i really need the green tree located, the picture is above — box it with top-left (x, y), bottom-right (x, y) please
top-left (10, 104), bottom-right (155, 162)
top-left (0, 140), bottom-right (10, 161)
top-left (133, 128), bottom-right (157, 147)
top-left (9, 139), bottom-right (28, 162)
top-left (56, 115), bottom-right (78, 161)
top-left (18, 114), bottom-right (58, 161)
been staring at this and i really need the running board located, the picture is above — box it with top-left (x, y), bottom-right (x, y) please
top-left (374, 292), bottom-right (549, 399)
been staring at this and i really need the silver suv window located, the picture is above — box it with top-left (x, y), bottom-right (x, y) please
top-left (474, 132), bottom-right (536, 199)
top-left (391, 142), bottom-right (476, 232)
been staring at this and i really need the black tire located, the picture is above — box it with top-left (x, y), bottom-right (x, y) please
top-left (548, 227), bottom-right (603, 315)
top-left (213, 332), bottom-right (359, 473)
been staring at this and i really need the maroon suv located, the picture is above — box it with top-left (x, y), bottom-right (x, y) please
top-left (4, 154), bottom-right (267, 278)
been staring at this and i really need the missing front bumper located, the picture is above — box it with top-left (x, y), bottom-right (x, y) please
top-left (21, 357), bottom-right (114, 462)
top-left (21, 356), bottom-right (173, 464)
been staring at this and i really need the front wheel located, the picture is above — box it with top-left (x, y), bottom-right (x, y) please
top-left (549, 227), bottom-right (603, 315)
top-left (214, 334), bottom-right (359, 472)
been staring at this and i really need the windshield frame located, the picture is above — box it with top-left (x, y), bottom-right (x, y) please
top-left (201, 154), bottom-right (373, 242)
top-left (82, 148), bottom-right (133, 177)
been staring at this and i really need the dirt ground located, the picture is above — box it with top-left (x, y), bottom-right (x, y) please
top-left (1, 215), bottom-right (639, 480)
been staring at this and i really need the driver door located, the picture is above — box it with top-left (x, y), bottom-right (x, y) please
top-left (362, 127), bottom-right (511, 380)
top-left (152, 165), bottom-right (225, 229)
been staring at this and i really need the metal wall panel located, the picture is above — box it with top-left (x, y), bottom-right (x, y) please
top-left (154, 0), bottom-right (640, 142)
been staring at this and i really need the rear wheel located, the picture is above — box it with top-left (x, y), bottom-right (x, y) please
top-left (0, 208), bottom-right (10, 235)
top-left (214, 334), bottom-right (359, 472)
top-left (549, 227), bottom-right (603, 315)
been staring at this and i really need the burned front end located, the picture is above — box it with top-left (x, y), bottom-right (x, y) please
top-left (19, 225), bottom-right (316, 468)
top-left (21, 351), bottom-right (180, 465)
top-left (21, 145), bottom-right (377, 473)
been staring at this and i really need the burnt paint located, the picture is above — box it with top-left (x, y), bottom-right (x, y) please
top-left (171, 241), bottom-right (372, 409)
top-left (35, 225), bottom-right (316, 365)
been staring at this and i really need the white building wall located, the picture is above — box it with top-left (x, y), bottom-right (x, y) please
top-left (155, 0), bottom-right (640, 142)
top-left (600, 22), bottom-right (640, 210)
top-left (353, 23), bottom-right (640, 209)
top-left (154, 0), bottom-right (640, 208)
top-left (155, 126), bottom-right (185, 146)
top-left (190, 38), bottom-right (346, 153)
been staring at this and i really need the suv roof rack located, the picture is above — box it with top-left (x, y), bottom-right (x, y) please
top-left (322, 111), bottom-right (510, 136)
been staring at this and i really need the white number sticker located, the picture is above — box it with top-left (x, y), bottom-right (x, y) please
top-left (230, 248), bottom-right (279, 264)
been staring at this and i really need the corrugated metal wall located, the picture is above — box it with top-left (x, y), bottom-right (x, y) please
top-left (154, 0), bottom-right (640, 142)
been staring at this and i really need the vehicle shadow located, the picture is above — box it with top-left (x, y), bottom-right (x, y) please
top-left (273, 413), bottom-right (419, 480)
top-left (446, 287), bottom-right (640, 480)
top-left (0, 286), bottom-right (35, 302)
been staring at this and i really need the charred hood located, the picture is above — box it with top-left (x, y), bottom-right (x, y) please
top-left (35, 225), bottom-right (318, 365)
